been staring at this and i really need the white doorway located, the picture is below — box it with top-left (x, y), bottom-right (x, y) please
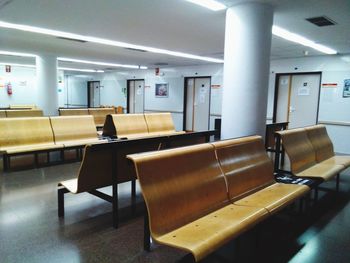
top-left (184, 77), bottom-right (211, 131)
top-left (127, 79), bottom-right (144, 113)
top-left (274, 73), bottom-right (321, 129)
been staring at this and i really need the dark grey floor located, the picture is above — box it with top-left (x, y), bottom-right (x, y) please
top-left (1, 161), bottom-right (350, 263)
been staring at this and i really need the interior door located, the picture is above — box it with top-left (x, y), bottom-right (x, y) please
top-left (88, 81), bottom-right (100, 107)
top-left (128, 79), bottom-right (144, 113)
top-left (274, 73), bottom-right (321, 129)
top-left (288, 74), bottom-right (321, 128)
top-left (185, 77), bottom-right (211, 131)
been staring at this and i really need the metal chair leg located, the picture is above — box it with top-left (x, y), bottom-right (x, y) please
top-left (112, 184), bottom-right (119, 229)
top-left (58, 188), bottom-right (66, 217)
top-left (144, 209), bottom-right (151, 251)
top-left (336, 173), bottom-right (340, 192)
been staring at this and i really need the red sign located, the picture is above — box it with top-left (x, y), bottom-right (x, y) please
top-left (322, 83), bottom-right (338, 88)
top-left (211, 84), bottom-right (221, 89)
top-left (5, 65), bottom-right (11, 73)
top-left (155, 67), bottom-right (160, 76)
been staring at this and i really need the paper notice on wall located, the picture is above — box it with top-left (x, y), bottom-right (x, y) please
top-left (18, 80), bottom-right (27, 87)
top-left (136, 87), bottom-right (142, 95)
top-left (298, 87), bottom-right (310, 96)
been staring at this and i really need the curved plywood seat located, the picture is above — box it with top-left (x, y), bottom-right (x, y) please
top-left (58, 108), bottom-right (89, 116)
top-left (305, 125), bottom-right (350, 167)
top-left (128, 143), bottom-right (268, 261)
top-left (0, 117), bottom-right (62, 154)
top-left (6, 109), bottom-right (43, 118)
top-left (50, 115), bottom-right (104, 147)
top-left (103, 114), bottom-right (150, 138)
top-left (144, 112), bottom-right (183, 136)
top-left (277, 128), bottom-right (345, 181)
top-left (212, 136), bottom-right (309, 214)
top-left (88, 108), bottom-right (115, 127)
top-left (0, 110), bottom-right (6, 118)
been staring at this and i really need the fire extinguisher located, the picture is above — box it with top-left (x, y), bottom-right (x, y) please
top-left (6, 82), bottom-right (12, 95)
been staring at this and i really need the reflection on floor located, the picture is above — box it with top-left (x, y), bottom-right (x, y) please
top-left (1, 162), bottom-right (350, 263)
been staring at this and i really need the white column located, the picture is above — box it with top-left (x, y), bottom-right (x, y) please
top-left (221, 2), bottom-right (273, 139)
top-left (36, 54), bottom-right (58, 116)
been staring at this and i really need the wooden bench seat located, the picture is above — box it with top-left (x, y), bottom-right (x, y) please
top-left (58, 108), bottom-right (89, 116)
top-left (0, 110), bottom-right (6, 118)
top-left (305, 125), bottom-right (350, 167)
top-left (50, 116), bottom-right (105, 147)
top-left (213, 136), bottom-right (309, 214)
top-left (6, 109), bottom-right (43, 118)
top-left (88, 108), bottom-right (115, 127)
top-left (0, 117), bottom-right (63, 169)
top-left (276, 128), bottom-right (345, 182)
top-left (144, 112), bottom-right (185, 136)
top-left (128, 143), bottom-right (268, 261)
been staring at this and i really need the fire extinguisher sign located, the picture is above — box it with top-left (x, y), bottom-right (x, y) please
top-left (5, 65), bottom-right (11, 73)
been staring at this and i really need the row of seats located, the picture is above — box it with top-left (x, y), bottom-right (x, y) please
top-left (128, 136), bottom-right (310, 261)
top-left (0, 116), bottom-right (105, 170)
top-left (59, 107), bottom-right (123, 127)
top-left (57, 129), bottom-right (217, 228)
top-left (276, 125), bottom-right (350, 182)
top-left (0, 109), bottom-right (43, 118)
top-left (103, 113), bottom-right (184, 139)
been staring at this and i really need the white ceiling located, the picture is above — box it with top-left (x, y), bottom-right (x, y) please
top-left (0, 0), bottom-right (349, 70)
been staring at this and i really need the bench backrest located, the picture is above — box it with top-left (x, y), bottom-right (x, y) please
top-left (212, 136), bottom-right (274, 201)
top-left (88, 108), bottom-right (115, 126)
top-left (265, 122), bottom-right (288, 149)
top-left (50, 115), bottom-right (98, 143)
top-left (277, 128), bottom-right (317, 173)
top-left (0, 110), bottom-right (6, 118)
top-left (59, 108), bottom-right (89, 116)
top-left (305, 125), bottom-right (334, 162)
top-left (6, 109), bottom-right (43, 118)
top-left (0, 117), bottom-right (54, 147)
top-left (9, 104), bottom-right (36, 109)
top-left (77, 143), bottom-right (114, 192)
top-left (106, 114), bottom-right (149, 138)
top-left (144, 112), bottom-right (176, 133)
top-left (128, 144), bottom-right (228, 238)
top-left (115, 106), bottom-right (124, 114)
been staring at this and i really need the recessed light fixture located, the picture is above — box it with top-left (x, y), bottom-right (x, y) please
top-left (0, 50), bottom-right (36, 57)
top-left (185, 0), bottom-right (226, 11)
top-left (272, 26), bottom-right (337, 55)
top-left (0, 62), bottom-right (35, 68)
top-left (0, 20), bottom-right (224, 63)
top-left (58, 67), bottom-right (104, 73)
top-left (58, 57), bottom-right (147, 69)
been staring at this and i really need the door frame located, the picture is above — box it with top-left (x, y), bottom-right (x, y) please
top-left (272, 71), bottom-right (322, 124)
top-left (87, 80), bottom-right (101, 108)
top-left (183, 76), bottom-right (212, 131)
top-left (126, 79), bottom-right (145, 113)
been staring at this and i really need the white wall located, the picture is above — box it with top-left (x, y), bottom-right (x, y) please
top-left (269, 55), bottom-right (350, 154)
top-left (0, 65), bottom-right (37, 108)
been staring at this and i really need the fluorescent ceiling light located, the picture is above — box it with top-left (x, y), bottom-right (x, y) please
top-left (0, 62), bottom-right (35, 68)
top-left (272, 26), bottom-right (337, 55)
top-left (0, 50), bottom-right (36, 57)
top-left (58, 67), bottom-right (104, 73)
top-left (58, 57), bottom-right (147, 69)
top-left (0, 20), bottom-right (223, 63)
top-left (185, 0), bottom-right (226, 11)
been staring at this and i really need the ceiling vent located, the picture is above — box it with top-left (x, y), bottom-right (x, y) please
top-left (154, 62), bottom-right (168, 66)
top-left (306, 16), bottom-right (336, 27)
top-left (125, 47), bottom-right (148, 53)
top-left (56, 37), bottom-right (88, 43)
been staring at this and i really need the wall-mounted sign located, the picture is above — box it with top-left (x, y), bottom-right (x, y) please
top-left (5, 65), bottom-right (11, 73)
top-left (155, 67), bottom-right (160, 76)
top-left (322, 83), bottom-right (338, 88)
top-left (343, 79), bottom-right (350, 98)
top-left (211, 84), bottom-right (221, 89)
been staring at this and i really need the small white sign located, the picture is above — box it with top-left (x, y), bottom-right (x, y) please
top-left (298, 87), bottom-right (310, 96)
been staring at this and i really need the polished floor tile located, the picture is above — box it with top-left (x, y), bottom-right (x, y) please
top-left (1, 162), bottom-right (350, 262)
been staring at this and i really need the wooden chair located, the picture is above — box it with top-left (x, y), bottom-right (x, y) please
top-left (50, 116), bottom-right (105, 148)
top-left (128, 143), bottom-right (268, 261)
top-left (88, 108), bottom-right (115, 127)
top-left (276, 128), bottom-right (344, 182)
top-left (6, 109), bottom-right (43, 118)
top-left (212, 136), bottom-right (309, 214)
top-left (144, 112), bottom-right (184, 136)
top-left (305, 125), bottom-right (350, 167)
top-left (103, 114), bottom-right (151, 138)
top-left (0, 117), bottom-right (63, 170)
